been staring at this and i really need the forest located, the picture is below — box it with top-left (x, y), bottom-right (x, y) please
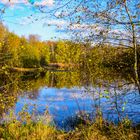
top-left (0, 23), bottom-right (83, 69)
top-left (0, 22), bottom-right (139, 74)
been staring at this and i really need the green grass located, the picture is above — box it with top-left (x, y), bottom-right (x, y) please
top-left (0, 113), bottom-right (139, 140)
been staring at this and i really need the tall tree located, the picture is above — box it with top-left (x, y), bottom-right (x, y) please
top-left (51, 0), bottom-right (140, 92)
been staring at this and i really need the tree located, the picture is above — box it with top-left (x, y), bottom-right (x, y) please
top-left (50, 0), bottom-right (140, 92)
top-left (0, 23), bottom-right (9, 67)
top-left (3, 32), bottom-right (21, 66)
top-left (56, 40), bottom-right (84, 64)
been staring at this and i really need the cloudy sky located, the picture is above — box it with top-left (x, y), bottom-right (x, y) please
top-left (0, 0), bottom-right (69, 40)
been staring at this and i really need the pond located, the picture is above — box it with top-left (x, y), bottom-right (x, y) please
top-left (0, 70), bottom-right (140, 129)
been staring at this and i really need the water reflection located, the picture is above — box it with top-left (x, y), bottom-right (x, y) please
top-left (0, 70), bottom-right (140, 128)
top-left (14, 86), bottom-right (140, 128)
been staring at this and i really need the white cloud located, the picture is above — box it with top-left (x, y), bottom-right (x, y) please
top-left (47, 19), bottom-right (67, 26)
top-left (19, 17), bottom-right (32, 25)
top-left (43, 19), bottom-right (68, 28)
top-left (0, 0), bottom-right (30, 10)
top-left (1, 0), bottom-right (54, 6)
top-left (34, 0), bottom-right (54, 7)
top-left (1, 0), bottom-right (29, 5)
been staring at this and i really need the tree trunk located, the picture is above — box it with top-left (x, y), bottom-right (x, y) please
top-left (124, 2), bottom-right (140, 93)
top-left (132, 25), bottom-right (140, 93)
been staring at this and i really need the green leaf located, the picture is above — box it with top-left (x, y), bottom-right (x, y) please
top-left (104, 90), bottom-right (109, 94)
top-left (122, 106), bottom-right (125, 112)
top-left (100, 94), bottom-right (103, 98)
top-left (105, 96), bottom-right (110, 99)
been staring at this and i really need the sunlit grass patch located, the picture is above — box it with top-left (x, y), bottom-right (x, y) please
top-left (0, 109), bottom-right (139, 140)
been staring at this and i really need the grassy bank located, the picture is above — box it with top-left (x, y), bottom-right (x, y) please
top-left (0, 117), bottom-right (139, 140)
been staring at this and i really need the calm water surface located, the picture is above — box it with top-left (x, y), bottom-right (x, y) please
top-left (1, 71), bottom-right (140, 128)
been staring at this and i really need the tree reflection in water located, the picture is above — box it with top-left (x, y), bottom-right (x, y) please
top-left (0, 68), bottom-right (140, 128)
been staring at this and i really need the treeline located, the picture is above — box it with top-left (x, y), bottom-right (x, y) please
top-left (80, 45), bottom-right (140, 81)
top-left (0, 22), bottom-right (140, 76)
top-left (0, 23), bottom-right (85, 69)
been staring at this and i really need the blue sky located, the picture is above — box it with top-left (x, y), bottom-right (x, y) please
top-left (0, 0), bottom-right (69, 41)
top-left (0, 0), bottom-right (139, 43)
